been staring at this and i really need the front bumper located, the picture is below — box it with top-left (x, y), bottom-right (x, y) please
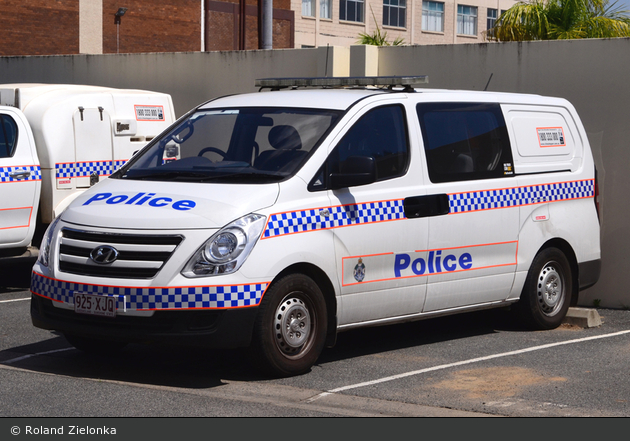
top-left (31, 293), bottom-right (259, 348)
top-left (29, 270), bottom-right (268, 348)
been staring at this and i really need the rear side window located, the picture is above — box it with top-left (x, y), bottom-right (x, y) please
top-left (0, 114), bottom-right (18, 158)
top-left (417, 102), bottom-right (514, 183)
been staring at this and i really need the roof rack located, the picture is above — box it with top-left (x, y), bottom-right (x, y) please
top-left (255, 76), bottom-right (428, 92)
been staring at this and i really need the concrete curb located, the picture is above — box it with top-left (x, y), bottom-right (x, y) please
top-left (563, 307), bottom-right (602, 328)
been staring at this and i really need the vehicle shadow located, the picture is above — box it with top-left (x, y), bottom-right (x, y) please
top-left (317, 307), bottom-right (527, 364)
top-left (0, 334), bottom-right (261, 388)
top-left (1, 307), bottom-right (527, 387)
top-left (0, 260), bottom-right (35, 293)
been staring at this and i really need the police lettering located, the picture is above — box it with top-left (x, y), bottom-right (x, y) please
top-left (394, 250), bottom-right (472, 278)
top-left (83, 192), bottom-right (196, 211)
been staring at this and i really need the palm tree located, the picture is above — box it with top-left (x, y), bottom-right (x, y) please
top-left (487, 0), bottom-right (630, 41)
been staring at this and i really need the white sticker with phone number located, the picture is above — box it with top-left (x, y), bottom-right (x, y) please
top-left (135, 105), bottom-right (165, 121)
top-left (537, 127), bottom-right (566, 147)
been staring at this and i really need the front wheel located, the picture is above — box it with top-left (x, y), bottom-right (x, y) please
top-left (251, 274), bottom-right (327, 377)
top-left (515, 247), bottom-right (572, 330)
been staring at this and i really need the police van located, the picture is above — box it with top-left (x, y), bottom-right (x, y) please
top-left (30, 76), bottom-right (601, 377)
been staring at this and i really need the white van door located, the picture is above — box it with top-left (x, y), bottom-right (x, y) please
top-left (0, 109), bottom-right (41, 248)
top-left (324, 104), bottom-right (433, 325)
top-left (416, 102), bottom-right (519, 312)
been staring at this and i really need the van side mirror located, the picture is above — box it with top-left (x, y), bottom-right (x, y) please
top-left (329, 156), bottom-right (376, 190)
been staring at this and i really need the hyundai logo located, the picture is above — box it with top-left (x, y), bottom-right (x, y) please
top-left (89, 245), bottom-right (119, 264)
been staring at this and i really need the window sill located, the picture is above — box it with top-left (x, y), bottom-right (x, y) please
top-left (300, 15), bottom-right (333, 21)
top-left (421, 30), bottom-right (445, 35)
top-left (339, 20), bottom-right (365, 26)
top-left (383, 25), bottom-right (407, 31)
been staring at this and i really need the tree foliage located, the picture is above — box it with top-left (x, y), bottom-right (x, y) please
top-left (487, 0), bottom-right (630, 41)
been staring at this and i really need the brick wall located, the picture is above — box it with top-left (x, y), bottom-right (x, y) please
top-left (0, 0), bottom-right (80, 56)
top-left (0, 0), bottom-right (293, 55)
top-left (102, 0), bottom-right (202, 53)
top-left (205, 0), bottom-right (294, 50)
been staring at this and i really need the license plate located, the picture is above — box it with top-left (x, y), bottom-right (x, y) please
top-left (74, 293), bottom-right (117, 318)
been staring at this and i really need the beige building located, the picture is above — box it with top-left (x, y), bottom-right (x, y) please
top-left (293, 0), bottom-right (517, 48)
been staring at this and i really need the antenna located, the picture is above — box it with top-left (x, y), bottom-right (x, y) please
top-left (484, 73), bottom-right (493, 91)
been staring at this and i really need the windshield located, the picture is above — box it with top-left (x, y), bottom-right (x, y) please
top-left (115, 107), bottom-right (342, 184)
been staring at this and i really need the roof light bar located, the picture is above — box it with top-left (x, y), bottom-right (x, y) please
top-left (255, 76), bottom-right (429, 90)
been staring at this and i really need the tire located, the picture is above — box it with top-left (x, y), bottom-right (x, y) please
top-left (251, 274), bottom-right (328, 377)
top-left (64, 333), bottom-right (128, 355)
top-left (515, 247), bottom-right (572, 330)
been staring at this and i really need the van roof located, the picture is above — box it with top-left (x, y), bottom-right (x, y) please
top-left (200, 87), bottom-right (560, 112)
top-left (0, 83), bottom-right (171, 109)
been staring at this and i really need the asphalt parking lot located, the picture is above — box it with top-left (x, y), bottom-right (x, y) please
top-left (1, 259), bottom-right (630, 419)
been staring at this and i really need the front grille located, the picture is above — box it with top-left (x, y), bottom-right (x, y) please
top-left (58, 228), bottom-right (183, 279)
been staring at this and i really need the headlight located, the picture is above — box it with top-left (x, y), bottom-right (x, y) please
top-left (37, 216), bottom-right (61, 267)
top-left (182, 213), bottom-right (266, 277)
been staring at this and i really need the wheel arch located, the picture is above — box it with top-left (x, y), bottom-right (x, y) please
top-left (536, 238), bottom-right (579, 306)
top-left (270, 262), bottom-right (338, 348)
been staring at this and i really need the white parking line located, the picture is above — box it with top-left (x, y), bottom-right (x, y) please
top-left (3, 347), bottom-right (74, 365)
top-left (306, 329), bottom-right (630, 402)
top-left (0, 297), bottom-right (30, 304)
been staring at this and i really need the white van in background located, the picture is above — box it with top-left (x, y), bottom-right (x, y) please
top-left (0, 84), bottom-right (175, 261)
top-left (30, 77), bottom-right (601, 377)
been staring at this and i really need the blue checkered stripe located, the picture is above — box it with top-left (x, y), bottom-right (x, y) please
top-left (0, 166), bottom-right (41, 183)
top-left (31, 272), bottom-right (268, 310)
top-left (55, 160), bottom-right (127, 179)
top-left (449, 180), bottom-right (594, 214)
top-left (264, 199), bottom-right (406, 238)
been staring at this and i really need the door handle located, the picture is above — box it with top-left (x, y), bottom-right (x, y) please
top-left (404, 194), bottom-right (450, 219)
top-left (9, 169), bottom-right (32, 179)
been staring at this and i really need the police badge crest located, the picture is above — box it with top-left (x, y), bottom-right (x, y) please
top-left (353, 258), bottom-right (366, 282)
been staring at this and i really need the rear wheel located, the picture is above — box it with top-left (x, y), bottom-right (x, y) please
top-left (251, 274), bottom-right (327, 377)
top-left (515, 247), bottom-right (572, 330)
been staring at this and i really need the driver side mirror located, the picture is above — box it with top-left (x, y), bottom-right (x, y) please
top-left (329, 156), bottom-right (377, 190)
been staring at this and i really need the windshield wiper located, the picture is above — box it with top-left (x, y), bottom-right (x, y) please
top-left (196, 171), bottom-right (286, 182)
top-left (123, 170), bottom-right (210, 181)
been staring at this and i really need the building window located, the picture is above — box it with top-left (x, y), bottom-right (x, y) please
top-left (422, 1), bottom-right (444, 32)
top-left (383, 0), bottom-right (406, 28)
top-left (487, 8), bottom-right (497, 37)
top-left (340, 0), bottom-right (364, 22)
top-left (321, 0), bottom-right (332, 18)
top-left (487, 9), bottom-right (507, 36)
top-left (302, 0), bottom-right (314, 17)
top-left (487, 8), bottom-right (497, 29)
top-left (457, 5), bottom-right (478, 36)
